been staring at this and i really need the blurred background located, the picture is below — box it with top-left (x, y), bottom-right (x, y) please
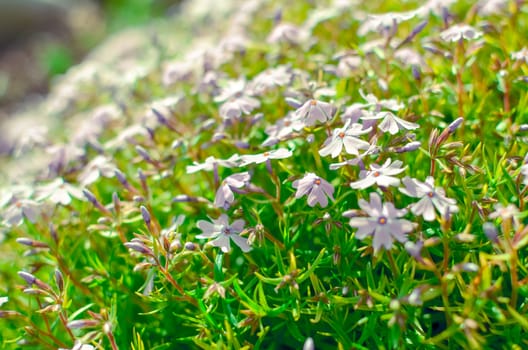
top-left (0, 0), bottom-right (182, 116)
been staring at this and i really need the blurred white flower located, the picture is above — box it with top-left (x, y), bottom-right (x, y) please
top-left (440, 24), bottom-right (482, 42)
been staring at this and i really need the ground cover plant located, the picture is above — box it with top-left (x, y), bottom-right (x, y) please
top-left (1, 0), bottom-right (528, 348)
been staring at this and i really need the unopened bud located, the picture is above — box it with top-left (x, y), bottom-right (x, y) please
top-left (448, 117), bottom-right (464, 133)
top-left (136, 146), bottom-right (152, 162)
top-left (16, 238), bottom-right (49, 248)
top-left (140, 206), bottom-right (151, 226)
top-left (112, 192), bottom-right (120, 215)
top-left (67, 319), bottom-right (100, 329)
top-left (303, 337), bottom-right (315, 350)
top-left (55, 269), bottom-right (64, 292)
top-left (483, 222), bottom-right (499, 243)
top-left (184, 242), bottom-right (196, 251)
top-left (124, 242), bottom-right (154, 256)
top-left (49, 223), bottom-right (58, 243)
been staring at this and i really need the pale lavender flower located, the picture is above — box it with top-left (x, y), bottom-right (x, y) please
top-left (361, 111), bottom-right (419, 135)
top-left (2, 199), bottom-right (41, 226)
top-left (416, 0), bottom-right (457, 17)
top-left (162, 61), bottom-right (195, 86)
top-left (45, 143), bottom-right (85, 176)
top-left (36, 178), bottom-right (84, 206)
top-left (350, 158), bottom-right (405, 189)
top-left (219, 97), bottom-right (261, 121)
top-left (215, 172), bottom-right (250, 209)
top-left (358, 11), bottom-right (417, 36)
top-left (13, 125), bottom-right (49, 157)
top-left (186, 155), bottom-right (240, 174)
top-left (104, 124), bottom-right (148, 150)
top-left (319, 121), bottom-right (372, 158)
top-left (215, 79), bottom-right (260, 121)
top-left (294, 99), bottom-right (336, 126)
top-left (329, 143), bottom-right (380, 170)
top-left (359, 90), bottom-right (404, 112)
top-left (477, 0), bottom-right (507, 16)
top-left (292, 173), bottom-right (334, 208)
top-left (512, 48), bottom-right (528, 64)
top-left (240, 148), bottom-right (292, 166)
top-left (440, 24), bottom-right (483, 42)
top-left (489, 203), bottom-right (520, 228)
top-left (340, 103), bottom-right (366, 124)
top-left (196, 214), bottom-right (250, 253)
top-left (250, 65), bottom-right (293, 94)
top-left (394, 48), bottom-right (425, 67)
top-left (267, 23), bottom-right (306, 45)
top-left (78, 155), bottom-right (116, 186)
top-left (348, 192), bottom-right (414, 254)
top-left (263, 112), bottom-right (305, 146)
top-left (399, 176), bottom-right (458, 221)
top-left (335, 54), bottom-right (362, 77)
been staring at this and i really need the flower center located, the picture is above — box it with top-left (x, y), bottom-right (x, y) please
top-left (378, 216), bottom-right (387, 225)
top-left (223, 227), bottom-right (231, 235)
top-left (373, 171), bottom-right (381, 177)
top-left (314, 179), bottom-right (321, 185)
top-left (284, 121), bottom-right (291, 127)
top-left (15, 201), bottom-right (22, 208)
top-left (338, 132), bottom-right (345, 139)
top-left (263, 152), bottom-right (270, 157)
top-left (310, 99), bottom-right (317, 106)
top-left (427, 192), bottom-right (434, 198)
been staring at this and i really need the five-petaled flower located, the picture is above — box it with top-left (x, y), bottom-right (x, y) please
top-left (350, 158), bottom-right (406, 189)
top-left (294, 99), bottom-right (336, 126)
top-left (361, 111), bottom-right (419, 135)
top-left (348, 192), bottom-right (414, 254)
top-left (440, 24), bottom-right (483, 42)
top-left (399, 176), bottom-right (458, 221)
top-left (196, 214), bottom-right (251, 253)
top-left (292, 173), bottom-right (334, 207)
top-left (319, 120), bottom-right (372, 158)
top-left (240, 148), bottom-right (292, 166)
top-left (214, 172), bottom-right (251, 209)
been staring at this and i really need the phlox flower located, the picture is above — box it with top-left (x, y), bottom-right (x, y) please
top-left (186, 155), bottom-right (240, 174)
top-left (294, 99), bottom-right (336, 126)
top-left (319, 120), bottom-right (371, 158)
top-left (214, 79), bottom-right (260, 121)
top-left (350, 158), bottom-right (405, 189)
top-left (267, 23), bottom-right (306, 45)
top-left (215, 172), bottom-right (250, 209)
top-left (347, 192), bottom-right (414, 254)
top-left (78, 155), bottom-right (116, 186)
top-left (36, 178), bottom-right (84, 206)
top-left (511, 48), bottom-right (528, 64)
top-left (399, 176), bottom-right (458, 221)
top-left (358, 11), bottom-right (417, 36)
top-left (440, 24), bottom-right (483, 42)
top-left (292, 173), bottom-right (334, 207)
top-left (361, 111), bottom-right (419, 135)
top-left (263, 112), bottom-right (304, 146)
top-left (239, 148), bottom-right (292, 166)
top-left (250, 65), bottom-right (292, 94)
top-left (196, 214), bottom-right (251, 253)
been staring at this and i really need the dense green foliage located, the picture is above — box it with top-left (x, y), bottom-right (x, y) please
top-left (1, 0), bottom-right (528, 349)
